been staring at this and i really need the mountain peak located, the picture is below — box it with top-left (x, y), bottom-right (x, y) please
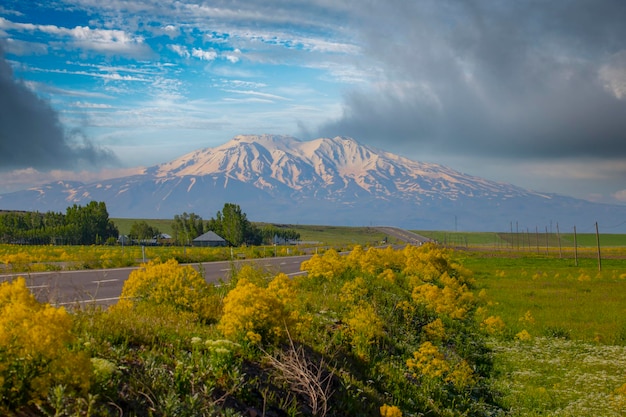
top-left (226, 134), bottom-right (300, 148)
top-left (2, 134), bottom-right (625, 231)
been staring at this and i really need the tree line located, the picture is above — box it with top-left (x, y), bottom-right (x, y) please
top-left (0, 202), bottom-right (118, 245)
top-left (0, 201), bottom-right (299, 247)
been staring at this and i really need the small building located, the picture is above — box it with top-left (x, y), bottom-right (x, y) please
top-left (192, 231), bottom-right (227, 247)
top-left (118, 235), bottom-right (132, 245)
top-left (155, 233), bottom-right (173, 245)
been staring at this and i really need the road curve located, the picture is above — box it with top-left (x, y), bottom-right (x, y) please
top-left (375, 226), bottom-right (432, 245)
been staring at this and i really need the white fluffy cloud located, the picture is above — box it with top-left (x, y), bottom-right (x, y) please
top-left (191, 47), bottom-right (217, 61)
top-left (0, 17), bottom-right (148, 56)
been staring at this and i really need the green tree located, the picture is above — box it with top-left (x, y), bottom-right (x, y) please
top-left (221, 203), bottom-right (246, 246)
top-left (129, 221), bottom-right (160, 241)
top-left (65, 201), bottom-right (118, 245)
top-left (207, 203), bottom-right (261, 246)
top-left (259, 224), bottom-right (300, 244)
top-left (172, 212), bottom-right (204, 245)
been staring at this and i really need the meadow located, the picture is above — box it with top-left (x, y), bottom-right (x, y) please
top-left (459, 250), bottom-right (626, 416)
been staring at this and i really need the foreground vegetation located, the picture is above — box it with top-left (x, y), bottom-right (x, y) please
top-left (2, 231), bottom-right (626, 416)
top-left (2, 244), bottom-right (500, 416)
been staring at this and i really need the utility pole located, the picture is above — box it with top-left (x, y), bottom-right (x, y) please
top-left (535, 226), bottom-right (539, 254)
top-left (556, 222), bottom-right (562, 258)
top-left (595, 222), bottom-right (602, 272)
top-left (574, 225), bottom-right (578, 267)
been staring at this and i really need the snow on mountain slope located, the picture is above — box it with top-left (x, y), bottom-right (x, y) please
top-left (151, 134), bottom-right (545, 202)
top-left (1, 134), bottom-right (623, 231)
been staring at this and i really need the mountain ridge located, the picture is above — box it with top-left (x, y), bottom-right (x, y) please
top-left (1, 134), bottom-right (624, 231)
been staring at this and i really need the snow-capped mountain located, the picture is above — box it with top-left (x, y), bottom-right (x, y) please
top-left (1, 134), bottom-right (624, 231)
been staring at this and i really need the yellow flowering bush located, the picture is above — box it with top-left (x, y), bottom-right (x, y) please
top-left (345, 244), bottom-right (366, 269)
top-left (300, 248), bottom-right (348, 279)
top-left (423, 318), bottom-right (447, 343)
top-left (519, 310), bottom-right (535, 325)
top-left (0, 278), bottom-right (91, 410)
top-left (407, 341), bottom-right (476, 389)
top-left (219, 275), bottom-right (299, 344)
top-left (407, 341), bottom-right (450, 379)
top-left (267, 272), bottom-right (308, 334)
top-left (118, 259), bottom-right (220, 322)
top-left (267, 272), bottom-right (297, 305)
top-left (2, 252), bottom-right (31, 270)
top-left (345, 303), bottom-right (385, 359)
top-left (481, 315), bottom-right (506, 335)
top-left (515, 329), bottom-right (532, 341)
top-left (378, 268), bottom-right (397, 283)
top-left (402, 244), bottom-right (452, 282)
top-left (380, 403), bottom-right (403, 417)
top-left (411, 272), bottom-right (475, 319)
top-left (345, 245), bottom-right (404, 275)
top-left (360, 246), bottom-right (404, 275)
top-left (403, 244), bottom-right (474, 286)
top-left (339, 276), bottom-right (369, 304)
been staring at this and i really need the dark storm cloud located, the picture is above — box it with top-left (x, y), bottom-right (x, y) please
top-left (317, 0), bottom-right (626, 160)
top-left (0, 47), bottom-right (117, 171)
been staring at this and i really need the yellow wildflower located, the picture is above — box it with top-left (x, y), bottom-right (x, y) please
top-left (380, 403), bottom-right (403, 417)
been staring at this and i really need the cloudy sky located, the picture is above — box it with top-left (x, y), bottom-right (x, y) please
top-left (1, 0), bottom-right (626, 204)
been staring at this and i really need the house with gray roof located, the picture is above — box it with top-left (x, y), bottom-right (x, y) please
top-left (192, 231), bottom-right (227, 247)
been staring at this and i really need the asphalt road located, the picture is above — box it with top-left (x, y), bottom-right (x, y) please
top-left (375, 226), bottom-right (432, 245)
top-left (0, 227), bottom-right (429, 308)
top-left (0, 255), bottom-right (312, 308)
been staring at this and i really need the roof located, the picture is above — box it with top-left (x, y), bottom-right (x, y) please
top-left (193, 231), bottom-right (226, 242)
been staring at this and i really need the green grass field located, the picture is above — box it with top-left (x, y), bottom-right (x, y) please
top-left (456, 250), bottom-right (626, 416)
top-left (112, 218), bottom-right (176, 235)
top-left (416, 230), bottom-right (626, 248)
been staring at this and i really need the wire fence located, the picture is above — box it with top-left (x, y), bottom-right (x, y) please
top-left (435, 221), bottom-right (626, 270)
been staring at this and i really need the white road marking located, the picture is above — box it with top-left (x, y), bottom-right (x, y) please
top-left (56, 297), bottom-right (120, 306)
top-left (27, 284), bottom-right (49, 289)
top-left (92, 279), bottom-right (118, 284)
